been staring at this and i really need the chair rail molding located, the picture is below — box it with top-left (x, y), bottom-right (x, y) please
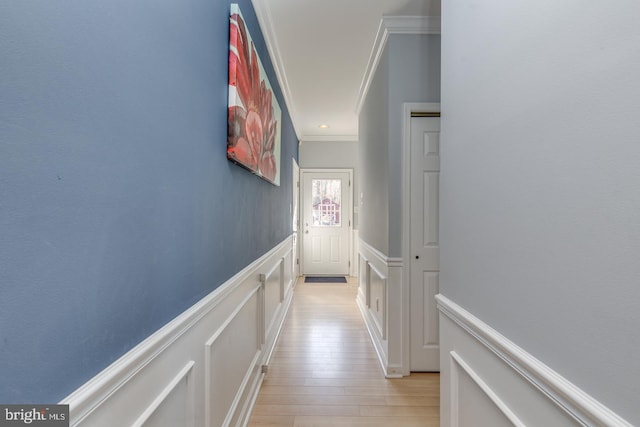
top-left (437, 294), bottom-right (633, 427)
top-left (62, 235), bottom-right (295, 427)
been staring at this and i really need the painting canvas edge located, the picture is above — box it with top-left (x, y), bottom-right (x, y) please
top-left (226, 3), bottom-right (282, 186)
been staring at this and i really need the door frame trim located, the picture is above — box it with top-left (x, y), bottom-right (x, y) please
top-left (292, 158), bottom-right (300, 282)
top-left (299, 168), bottom-right (354, 276)
top-left (402, 102), bottom-right (441, 375)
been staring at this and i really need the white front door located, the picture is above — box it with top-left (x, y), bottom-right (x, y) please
top-left (410, 116), bottom-right (441, 371)
top-left (301, 170), bottom-right (351, 276)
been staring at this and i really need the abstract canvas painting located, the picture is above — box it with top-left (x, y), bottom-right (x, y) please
top-left (227, 4), bottom-right (282, 186)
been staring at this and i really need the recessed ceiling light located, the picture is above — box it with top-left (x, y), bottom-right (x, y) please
top-left (318, 124), bottom-right (330, 129)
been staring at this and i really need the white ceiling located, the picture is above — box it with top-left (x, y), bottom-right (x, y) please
top-left (252, 0), bottom-right (441, 142)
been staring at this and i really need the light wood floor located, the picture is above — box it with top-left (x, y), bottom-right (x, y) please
top-left (248, 277), bottom-right (439, 427)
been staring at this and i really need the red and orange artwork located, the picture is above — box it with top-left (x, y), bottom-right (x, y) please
top-left (227, 4), bottom-right (281, 186)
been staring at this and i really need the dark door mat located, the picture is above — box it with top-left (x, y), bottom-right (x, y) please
top-left (305, 276), bottom-right (347, 283)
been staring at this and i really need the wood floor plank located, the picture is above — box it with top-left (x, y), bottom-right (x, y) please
top-left (310, 370), bottom-right (385, 379)
top-left (302, 378), bottom-right (437, 389)
top-left (256, 394), bottom-right (387, 406)
top-left (247, 278), bottom-right (440, 426)
top-left (268, 360), bottom-right (382, 369)
top-left (292, 416), bottom-right (438, 427)
top-left (259, 385), bottom-right (345, 396)
top-left (261, 377), bottom-right (308, 386)
top-left (385, 395), bottom-right (441, 407)
top-left (359, 405), bottom-right (440, 417)
top-left (343, 386), bottom-right (440, 396)
top-left (247, 415), bottom-right (294, 426)
top-left (252, 404), bottom-right (360, 416)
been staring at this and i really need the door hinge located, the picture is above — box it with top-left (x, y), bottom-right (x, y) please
top-left (348, 261), bottom-right (351, 267)
top-left (296, 181), bottom-right (300, 188)
top-left (296, 258), bottom-right (299, 265)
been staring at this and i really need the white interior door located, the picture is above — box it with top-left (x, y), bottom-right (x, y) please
top-left (410, 116), bottom-right (441, 371)
top-left (301, 170), bottom-right (351, 276)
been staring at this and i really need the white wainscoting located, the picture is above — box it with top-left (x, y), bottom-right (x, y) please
top-left (133, 361), bottom-right (196, 427)
top-left (356, 238), bottom-right (406, 378)
top-left (62, 236), bottom-right (295, 427)
top-left (437, 294), bottom-right (633, 427)
top-left (351, 229), bottom-right (359, 277)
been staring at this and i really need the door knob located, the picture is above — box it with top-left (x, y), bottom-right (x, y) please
top-left (415, 255), bottom-right (419, 259)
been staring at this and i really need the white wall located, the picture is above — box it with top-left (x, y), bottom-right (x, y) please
top-left (386, 34), bottom-right (440, 256)
top-left (440, 1), bottom-right (640, 424)
top-left (299, 140), bottom-right (358, 169)
top-left (358, 33), bottom-right (440, 257)
top-left (358, 44), bottom-right (390, 254)
top-left (299, 140), bottom-right (359, 227)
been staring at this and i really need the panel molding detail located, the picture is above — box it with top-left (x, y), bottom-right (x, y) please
top-left (132, 361), bottom-right (196, 427)
top-left (357, 238), bottom-right (405, 378)
top-left (62, 236), bottom-right (295, 427)
top-left (422, 273), bottom-right (439, 347)
top-left (437, 294), bottom-right (633, 427)
top-left (204, 285), bottom-right (261, 427)
top-left (367, 262), bottom-right (387, 340)
top-left (449, 352), bottom-right (524, 427)
top-left (351, 230), bottom-right (359, 277)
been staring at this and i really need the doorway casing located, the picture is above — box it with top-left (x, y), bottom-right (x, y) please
top-left (401, 102), bottom-right (441, 375)
top-left (357, 103), bottom-right (441, 378)
top-left (299, 168), bottom-right (354, 276)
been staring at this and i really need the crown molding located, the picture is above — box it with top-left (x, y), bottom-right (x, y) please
top-left (251, 0), bottom-right (302, 141)
top-left (382, 15), bottom-right (441, 34)
top-left (355, 16), bottom-right (441, 115)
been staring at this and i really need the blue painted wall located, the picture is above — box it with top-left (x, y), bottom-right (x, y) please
top-left (0, 0), bottom-right (297, 403)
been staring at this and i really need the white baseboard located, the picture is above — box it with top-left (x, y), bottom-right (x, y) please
top-left (437, 294), bottom-right (633, 427)
top-left (62, 236), bottom-right (295, 427)
top-left (356, 239), bottom-right (405, 378)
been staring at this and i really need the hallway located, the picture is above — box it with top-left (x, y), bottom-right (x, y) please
top-left (248, 277), bottom-right (439, 426)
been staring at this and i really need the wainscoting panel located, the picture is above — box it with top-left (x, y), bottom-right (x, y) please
top-left (422, 272), bottom-right (439, 348)
top-left (282, 255), bottom-right (293, 297)
top-left (450, 352), bottom-right (523, 427)
top-left (62, 236), bottom-right (295, 427)
top-left (356, 238), bottom-right (406, 377)
top-left (262, 260), bottom-right (282, 342)
top-left (351, 230), bottom-right (359, 277)
top-left (438, 294), bottom-right (633, 427)
top-left (134, 361), bottom-right (195, 427)
top-left (357, 252), bottom-right (367, 306)
top-left (204, 286), bottom-right (260, 427)
top-left (368, 263), bottom-right (387, 340)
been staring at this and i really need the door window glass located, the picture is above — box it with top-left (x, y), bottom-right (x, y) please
top-left (311, 179), bottom-right (341, 226)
